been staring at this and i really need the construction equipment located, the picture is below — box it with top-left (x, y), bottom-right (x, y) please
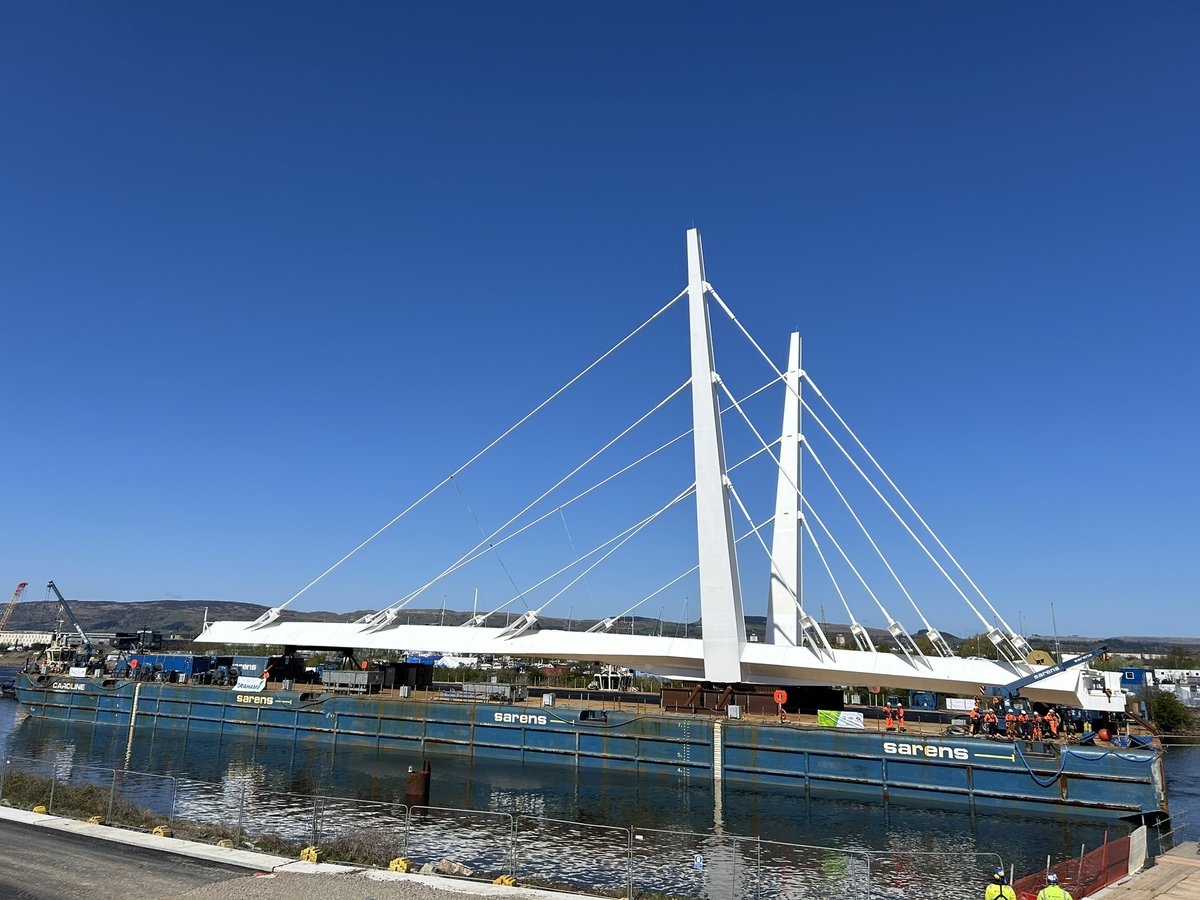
top-left (0, 582), bottom-right (29, 634)
top-left (984, 646), bottom-right (1110, 703)
top-left (45, 580), bottom-right (96, 663)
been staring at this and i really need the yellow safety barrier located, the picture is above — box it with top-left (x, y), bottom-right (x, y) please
top-left (300, 846), bottom-right (325, 863)
top-left (493, 874), bottom-right (517, 886)
top-left (87, 816), bottom-right (105, 825)
top-left (152, 826), bottom-right (174, 838)
top-left (388, 857), bottom-right (411, 872)
top-left (31, 805), bottom-right (47, 814)
top-left (217, 839), bottom-right (234, 849)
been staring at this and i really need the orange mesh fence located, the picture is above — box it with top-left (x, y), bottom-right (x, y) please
top-left (1012, 835), bottom-right (1131, 899)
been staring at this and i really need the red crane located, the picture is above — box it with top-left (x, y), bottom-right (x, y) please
top-left (0, 581), bottom-right (29, 634)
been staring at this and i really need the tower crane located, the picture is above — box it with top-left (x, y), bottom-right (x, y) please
top-left (0, 582), bottom-right (29, 634)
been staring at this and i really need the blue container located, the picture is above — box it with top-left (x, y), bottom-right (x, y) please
top-left (231, 656), bottom-right (273, 677)
top-left (127, 653), bottom-right (210, 676)
top-left (1120, 668), bottom-right (1147, 688)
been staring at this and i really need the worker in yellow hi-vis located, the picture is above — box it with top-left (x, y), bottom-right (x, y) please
top-left (985, 867), bottom-right (1016, 900)
top-left (1036, 872), bottom-right (1073, 900)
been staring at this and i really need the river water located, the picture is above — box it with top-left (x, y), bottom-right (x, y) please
top-left (1, 693), bottom-right (1195, 897)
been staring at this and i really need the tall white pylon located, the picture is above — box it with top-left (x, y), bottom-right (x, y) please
top-left (687, 228), bottom-right (746, 682)
top-left (767, 332), bottom-right (802, 647)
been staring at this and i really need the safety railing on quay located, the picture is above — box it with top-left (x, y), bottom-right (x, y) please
top-left (0, 753), bottom-right (1089, 899)
top-left (1156, 812), bottom-right (1195, 848)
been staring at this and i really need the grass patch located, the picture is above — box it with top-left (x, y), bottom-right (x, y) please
top-left (0, 770), bottom-right (53, 810)
top-left (321, 826), bottom-right (406, 867)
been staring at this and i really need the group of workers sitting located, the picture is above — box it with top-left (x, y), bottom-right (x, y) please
top-left (969, 698), bottom-right (1061, 739)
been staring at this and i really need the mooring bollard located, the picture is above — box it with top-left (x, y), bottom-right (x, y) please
top-left (405, 760), bottom-right (431, 807)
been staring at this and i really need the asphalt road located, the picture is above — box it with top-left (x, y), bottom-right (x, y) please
top-left (1, 818), bottom-right (559, 899)
top-left (0, 818), bottom-right (247, 899)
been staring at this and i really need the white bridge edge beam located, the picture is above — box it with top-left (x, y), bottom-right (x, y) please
top-left (687, 228), bottom-right (746, 682)
top-left (193, 619), bottom-right (1127, 713)
top-left (767, 332), bottom-right (802, 647)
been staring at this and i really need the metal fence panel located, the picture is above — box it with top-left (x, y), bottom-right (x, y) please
top-left (47, 761), bottom-right (114, 821)
top-left (110, 770), bottom-right (176, 829)
top-left (238, 788), bottom-right (318, 856)
top-left (405, 805), bottom-right (514, 880)
top-left (515, 815), bottom-right (631, 898)
top-left (631, 828), bottom-right (756, 900)
top-left (169, 776), bottom-right (247, 844)
top-left (1, 756), bottom-right (58, 812)
top-left (315, 795), bottom-right (407, 867)
top-left (758, 838), bottom-right (869, 900)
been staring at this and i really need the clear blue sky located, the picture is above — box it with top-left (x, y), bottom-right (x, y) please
top-left (1, 3), bottom-right (1196, 639)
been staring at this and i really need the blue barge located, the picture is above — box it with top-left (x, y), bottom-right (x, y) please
top-left (15, 672), bottom-right (1167, 823)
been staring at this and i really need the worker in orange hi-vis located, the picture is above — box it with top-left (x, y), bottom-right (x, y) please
top-left (1047, 710), bottom-right (1060, 739)
top-left (884, 706), bottom-right (894, 732)
top-left (896, 704), bottom-right (906, 732)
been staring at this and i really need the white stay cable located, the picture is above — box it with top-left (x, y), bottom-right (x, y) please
top-left (804, 374), bottom-right (1027, 649)
top-left (366, 376), bottom-right (692, 622)
top-left (800, 509), bottom-right (863, 636)
top-left (559, 511), bottom-right (595, 608)
top-left (802, 495), bottom-right (924, 664)
top-left (482, 432), bottom-right (781, 626)
top-left (450, 475), bottom-right (531, 611)
top-left (712, 379), bottom-right (807, 616)
top-left (267, 288), bottom-right (687, 619)
top-left (708, 284), bottom-right (992, 643)
top-left (800, 399), bottom-right (994, 638)
top-left (803, 437), bottom-right (945, 651)
top-left (491, 435), bottom-right (782, 629)
top-left (605, 513), bottom-right (776, 625)
top-left (725, 479), bottom-right (795, 607)
top-left (725, 478), bottom-right (832, 656)
top-left (432, 419), bottom-right (781, 625)
top-left (801, 496), bottom-right (896, 630)
top-left (475, 484), bottom-right (698, 623)
top-left (526, 484), bottom-right (696, 618)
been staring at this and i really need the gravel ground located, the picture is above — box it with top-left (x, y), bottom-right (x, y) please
top-left (177, 871), bottom-right (551, 900)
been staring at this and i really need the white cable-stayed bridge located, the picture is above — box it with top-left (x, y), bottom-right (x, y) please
top-left (198, 229), bottom-right (1124, 713)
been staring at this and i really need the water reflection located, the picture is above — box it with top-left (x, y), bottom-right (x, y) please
top-left (1, 702), bottom-right (1174, 896)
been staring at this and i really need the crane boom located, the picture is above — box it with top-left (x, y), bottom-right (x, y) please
top-left (46, 580), bottom-right (95, 655)
top-left (985, 646), bottom-right (1109, 702)
top-left (0, 582), bottom-right (29, 633)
